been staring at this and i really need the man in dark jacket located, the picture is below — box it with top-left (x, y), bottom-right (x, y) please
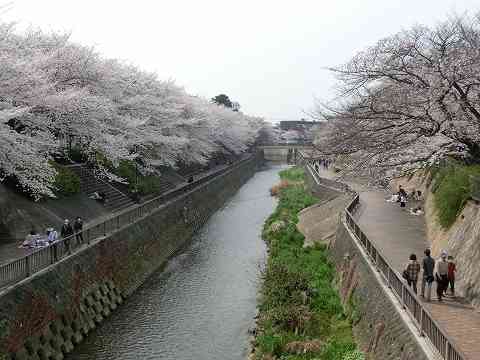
top-left (61, 219), bottom-right (74, 238)
top-left (61, 219), bottom-right (74, 252)
top-left (421, 248), bottom-right (435, 301)
top-left (73, 217), bottom-right (84, 244)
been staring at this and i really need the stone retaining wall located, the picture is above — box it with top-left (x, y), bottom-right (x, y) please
top-left (0, 153), bottom-right (261, 360)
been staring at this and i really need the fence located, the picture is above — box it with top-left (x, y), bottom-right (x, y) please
top-left (0, 154), bottom-right (255, 291)
top-left (297, 151), bottom-right (352, 194)
top-left (302, 159), bottom-right (467, 360)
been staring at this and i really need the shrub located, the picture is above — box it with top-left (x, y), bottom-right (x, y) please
top-left (115, 160), bottom-right (164, 195)
top-left (95, 151), bottom-right (114, 170)
top-left (255, 333), bottom-right (285, 357)
top-left (53, 165), bottom-right (80, 196)
top-left (137, 175), bottom-right (163, 195)
top-left (116, 160), bottom-right (136, 183)
top-left (319, 339), bottom-right (357, 360)
top-left (68, 146), bottom-right (86, 163)
top-left (343, 349), bottom-right (366, 360)
top-left (279, 167), bottom-right (305, 182)
top-left (433, 163), bottom-right (480, 228)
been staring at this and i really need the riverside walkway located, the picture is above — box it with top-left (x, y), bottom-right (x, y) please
top-left (0, 155), bottom-right (254, 291)
top-left (315, 168), bottom-right (480, 360)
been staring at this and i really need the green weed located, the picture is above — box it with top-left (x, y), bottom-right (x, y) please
top-left (255, 167), bottom-right (361, 359)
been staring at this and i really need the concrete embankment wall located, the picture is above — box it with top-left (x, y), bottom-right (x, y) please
top-left (0, 154), bottom-right (262, 360)
top-left (303, 166), bottom-right (430, 360)
top-left (303, 165), bottom-right (344, 201)
top-left (330, 222), bottom-right (430, 360)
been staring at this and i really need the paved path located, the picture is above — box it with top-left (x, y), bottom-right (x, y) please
top-left (355, 191), bottom-right (480, 359)
top-left (0, 162), bottom-right (236, 266)
top-left (0, 212), bottom-right (117, 266)
top-left (354, 191), bottom-right (428, 272)
top-left (314, 167), bottom-right (480, 359)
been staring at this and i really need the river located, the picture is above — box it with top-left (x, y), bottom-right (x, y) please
top-left (68, 164), bottom-right (284, 360)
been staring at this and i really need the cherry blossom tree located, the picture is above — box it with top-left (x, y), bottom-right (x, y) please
top-left (315, 13), bottom-right (480, 180)
top-left (0, 23), bottom-right (263, 199)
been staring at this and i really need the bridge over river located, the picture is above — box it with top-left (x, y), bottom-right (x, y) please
top-left (257, 143), bottom-right (313, 163)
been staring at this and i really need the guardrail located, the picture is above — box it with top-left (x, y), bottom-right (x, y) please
top-left (0, 154), bottom-right (255, 291)
top-left (301, 157), bottom-right (467, 360)
top-left (297, 152), bottom-right (352, 194)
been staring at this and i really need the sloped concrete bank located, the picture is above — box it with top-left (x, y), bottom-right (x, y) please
top-left (330, 223), bottom-right (430, 360)
top-left (301, 168), bottom-right (432, 360)
top-left (0, 153), bottom-right (262, 360)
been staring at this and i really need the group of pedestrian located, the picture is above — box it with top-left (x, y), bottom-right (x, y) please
top-left (61, 217), bottom-right (84, 244)
top-left (387, 185), bottom-right (423, 213)
top-left (403, 248), bottom-right (456, 302)
top-left (318, 158), bottom-right (332, 169)
top-left (313, 158), bottom-right (332, 173)
top-left (22, 217), bottom-right (85, 250)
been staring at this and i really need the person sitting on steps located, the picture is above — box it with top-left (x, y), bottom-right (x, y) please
top-left (90, 191), bottom-right (107, 203)
top-left (409, 206), bottom-right (424, 215)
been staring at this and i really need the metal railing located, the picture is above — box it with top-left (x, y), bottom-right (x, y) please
top-left (302, 159), bottom-right (467, 360)
top-left (297, 152), bottom-right (352, 194)
top-left (0, 154), bottom-right (255, 291)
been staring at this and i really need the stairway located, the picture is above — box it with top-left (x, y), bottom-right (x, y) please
top-left (67, 165), bottom-right (136, 213)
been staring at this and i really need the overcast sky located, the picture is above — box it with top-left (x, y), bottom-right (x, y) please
top-left (2, 0), bottom-right (480, 121)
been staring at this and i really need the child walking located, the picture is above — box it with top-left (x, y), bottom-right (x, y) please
top-left (447, 256), bottom-right (456, 296)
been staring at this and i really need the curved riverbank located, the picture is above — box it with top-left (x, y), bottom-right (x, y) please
top-left (252, 167), bottom-right (363, 360)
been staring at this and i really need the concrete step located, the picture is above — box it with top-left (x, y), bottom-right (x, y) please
top-left (67, 165), bottom-right (135, 214)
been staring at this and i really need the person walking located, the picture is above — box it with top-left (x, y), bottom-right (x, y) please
top-left (61, 219), bottom-right (74, 238)
top-left (421, 248), bottom-right (435, 301)
top-left (400, 194), bottom-right (407, 208)
top-left (447, 255), bottom-right (456, 296)
top-left (405, 254), bottom-right (421, 294)
top-left (60, 219), bottom-right (74, 252)
top-left (74, 217), bottom-right (84, 244)
top-left (435, 250), bottom-right (449, 302)
top-left (47, 227), bottom-right (58, 243)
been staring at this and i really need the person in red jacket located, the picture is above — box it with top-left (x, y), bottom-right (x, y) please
top-left (447, 256), bottom-right (456, 296)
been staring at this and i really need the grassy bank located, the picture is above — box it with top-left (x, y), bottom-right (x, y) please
top-left (253, 167), bottom-right (362, 360)
top-left (431, 163), bottom-right (480, 228)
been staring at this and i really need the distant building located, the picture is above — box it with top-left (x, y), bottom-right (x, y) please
top-left (279, 120), bottom-right (316, 132)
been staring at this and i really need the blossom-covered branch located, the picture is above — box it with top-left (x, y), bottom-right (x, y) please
top-left (0, 24), bottom-right (264, 199)
top-left (314, 13), bottom-right (480, 180)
